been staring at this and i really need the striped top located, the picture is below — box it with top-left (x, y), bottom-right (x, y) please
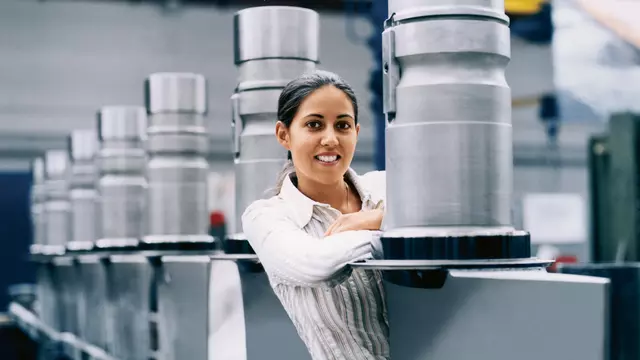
top-left (241, 169), bottom-right (390, 360)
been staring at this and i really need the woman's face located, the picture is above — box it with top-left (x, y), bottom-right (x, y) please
top-left (277, 85), bottom-right (360, 185)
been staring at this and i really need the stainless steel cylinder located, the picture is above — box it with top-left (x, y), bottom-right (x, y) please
top-left (67, 129), bottom-right (99, 251)
top-left (30, 157), bottom-right (46, 254)
top-left (381, 0), bottom-right (529, 261)
top-left (230, 6), bottom-right (319, 242)
top-left (144, 73), bottom-right (212, 245)
top-left (43, 150), bottom-right (71, 255)
top-left (96, 106), bottom-right (148, 248)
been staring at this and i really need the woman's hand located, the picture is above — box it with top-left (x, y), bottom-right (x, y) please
top-left (324, 209), bottom-right (384, 237)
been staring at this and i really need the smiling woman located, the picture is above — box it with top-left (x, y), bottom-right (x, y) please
top-left (241, 70), bottom-right (390, 360)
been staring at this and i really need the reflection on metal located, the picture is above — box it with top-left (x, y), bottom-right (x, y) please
top-left (67, 129), bottom-right (99, 252)
top-left (107, 255), bottom-right (152, 360)
top-left (229, 6), bottom-right (319, 247)
top-left (144, 73), bottom-right (213, 247)
top-left (30, 157), bottom-right (46, 255)
top-left (96, 106), bottom-right (148, 249)
top-left (380, 0), bottom-right (535, 267)
top-left (43, 150), bottom-right (70, 255)
top-left (156, 256), bottom-right (246, 360)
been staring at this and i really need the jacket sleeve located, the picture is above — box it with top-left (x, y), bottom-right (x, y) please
top-left (241, 199), bottom-right (377, 288)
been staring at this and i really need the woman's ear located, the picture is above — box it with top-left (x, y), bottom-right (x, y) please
top-left (355, 123), bottom-right (360, 136)
top-left (275, 121), bottom-right (290, 150)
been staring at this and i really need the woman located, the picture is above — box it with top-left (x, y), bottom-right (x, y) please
top-left (241, 70), bottom-right (389, 360)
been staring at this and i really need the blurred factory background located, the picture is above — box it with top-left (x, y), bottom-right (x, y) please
top-left (1, 0), bottom-right (640, 358)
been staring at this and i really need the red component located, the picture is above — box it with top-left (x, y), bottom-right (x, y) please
top-left (209, 211), bottom-right (226, 226)
top-left (549, 255), bottom-right (578, 272)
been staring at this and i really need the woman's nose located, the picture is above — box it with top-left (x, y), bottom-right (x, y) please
top-left (320, 129), bottom-right (339, 147)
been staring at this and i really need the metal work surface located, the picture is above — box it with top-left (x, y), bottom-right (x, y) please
top-left (384, 270), bottom-right (608, 360)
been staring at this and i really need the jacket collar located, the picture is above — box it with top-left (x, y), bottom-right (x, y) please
top-left (279, 168), bottom-right (377, 228)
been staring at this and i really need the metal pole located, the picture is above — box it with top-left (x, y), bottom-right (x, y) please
top-left (227, 6), bottom-right (319, 252)
top-left (144, 72), bottom-right (213, 248)
top-left (97, 106), bottom-right (150, 359)
top-left (380, 0), bottom-right (532, 265)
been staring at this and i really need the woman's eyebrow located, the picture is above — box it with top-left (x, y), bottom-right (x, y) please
top-left (304, 113), bottom-right (324, 119)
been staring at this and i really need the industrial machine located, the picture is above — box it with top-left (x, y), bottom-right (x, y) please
top-left (9, 2), bottom-right (611, 360)
top-left (350, 0), bottom-right (609, 359)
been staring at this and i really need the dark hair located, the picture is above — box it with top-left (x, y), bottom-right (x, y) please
top-left (272, 70), bottom-right (359, 194)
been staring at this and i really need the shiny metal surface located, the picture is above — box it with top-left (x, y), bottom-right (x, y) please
top-left (77, 255), bottom-right (110, 352)
top-left (98, 106), bottom-right (148, 141)
top-left (234, 6), bottom-right (319, 64)
top-left (31, 157), bottom-right (46, 254)
top-left (43, 150), bottom-right (70, 253)
top-left (144, 73), bottom-right (212, 244)
top-left (157, 256), bottom-right (308, 360)
top-left (240, 269), bottom-right (310, 359)
top-left (68, 129), bottom-right (98, 162)
top-left (106, 255), bottom-right (152, 360)
top-left (68, 130), bottom-right (99, 252)
top-left (157, 257), bottom-right (245, 360)
top-left (53, 257), bottom-right (79, 336)
top-left (350, 258), bottom-right (553, 270)
top-left (36, 263), bottom-right (60, 330)
top-left (145, 72), bottom-right (207, 114)
top-left (96, 106), bottom-right (147, 249)
top-left (230, 6), bottom-right (319, 237)
top-left (383, 0), bottom-right (513, 231)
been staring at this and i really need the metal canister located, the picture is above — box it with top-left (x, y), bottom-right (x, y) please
top-left (43, 150), bottom-right (71, 255)
top-left (380, 0), bottom-right (530, 262)
top-left (30, 157), bottom-right (46, 254)
top-left (227, 6), bottom-right (319, 252)
top-left (143, 73), bottom-right (213, 246)
top-left (67, 129), bottom-right (99, 251)
top-left (96, 106), bottom-right (148, 249)
top-left (96, 106), bottom-right (148, 356)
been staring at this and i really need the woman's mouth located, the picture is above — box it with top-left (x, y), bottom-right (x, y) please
top-left (315, 154), bottom-right (340, 165)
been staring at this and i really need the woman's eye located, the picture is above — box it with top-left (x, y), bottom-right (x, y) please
top-left (306, 121), bottom-right (322, 129)
top-left (337, 122), bottom-right (351, 130)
